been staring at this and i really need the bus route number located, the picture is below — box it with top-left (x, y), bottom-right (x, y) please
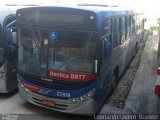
top-left (57, 92), bottom-right (71, 98)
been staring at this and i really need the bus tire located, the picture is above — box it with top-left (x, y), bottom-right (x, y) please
top-left (109, 67), bottom-right (119, 95)
top-left (133, 42), bottom-right (138, 58)
top-left (135, 43), bottom-right (138, 54)
top-left (109, 76), bottom-right (117, 96)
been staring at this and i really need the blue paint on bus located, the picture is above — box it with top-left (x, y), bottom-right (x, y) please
top-left (17, 5), bottom-right (144, 115)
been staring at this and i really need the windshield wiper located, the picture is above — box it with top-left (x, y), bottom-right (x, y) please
top-left (30, 26), bottom-right (40, 47)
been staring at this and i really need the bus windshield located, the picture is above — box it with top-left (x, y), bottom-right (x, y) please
top-left (18, 27), bottom-right (97, 77)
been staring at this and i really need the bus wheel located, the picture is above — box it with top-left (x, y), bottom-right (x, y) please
top-left (135, 43), bottom-right (138, 54)
top-left (109, 76), bottom-right (117, 96)
top-left (133, 43), bottom-right (138, 58)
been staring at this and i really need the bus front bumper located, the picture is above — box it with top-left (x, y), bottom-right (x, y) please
top-left (18, 83), bottom-right (99, 115)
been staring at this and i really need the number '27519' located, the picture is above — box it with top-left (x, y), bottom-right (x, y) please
top-left (57, 92), bottom-right (71, 98)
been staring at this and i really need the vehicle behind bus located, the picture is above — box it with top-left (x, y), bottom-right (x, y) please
top-left (0, 7), bottom-right (18, 93)
top-left (17, 5), bottom-right (144, 115)
top-left (0, 5), bottom-right (39, 93)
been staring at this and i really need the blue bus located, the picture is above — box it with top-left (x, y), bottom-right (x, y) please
top-left (0, 7), bottom-right (18, 93)
top-left (17, 5), bottom-right (144, 115)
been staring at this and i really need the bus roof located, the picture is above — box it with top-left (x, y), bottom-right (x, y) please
top-left (17, 4), bottom-right (138, 17)
top-left (75, 5), bottom-right (134, 15)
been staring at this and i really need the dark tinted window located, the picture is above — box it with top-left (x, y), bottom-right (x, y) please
top-left (101, 19), bottom-right (112, 36)
top-left (113, 18), bottom-right (120, 49)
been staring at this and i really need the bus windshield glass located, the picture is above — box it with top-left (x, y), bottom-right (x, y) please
top-left (18, 27), bottom-right (97, 77)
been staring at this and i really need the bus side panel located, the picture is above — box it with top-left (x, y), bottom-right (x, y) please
top-left (0, 18), bottom-right (18, 93)
top-left (0, 60), bottom-right (17, 93)
top-left (126, 34), bottom-right (137, 63)
top-left (120, 39), bottom-right (128, 74)
top-left (5, 59), bottom-right (17, 92)
top-left (0, 62), bottom-right (7, 92)
top-left (0, 61), bottom-right (17, 93)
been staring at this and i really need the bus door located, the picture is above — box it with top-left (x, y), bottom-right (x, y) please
top-left (100, 18), bottom-right (112, 97)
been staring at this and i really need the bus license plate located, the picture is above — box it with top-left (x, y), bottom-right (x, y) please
top-left (42, 99), bottom-right (55, 107)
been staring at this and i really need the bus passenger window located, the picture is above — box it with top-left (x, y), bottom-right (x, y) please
top-left (113, 18), bottom-right (120, 49)
top-left (132, 16), bottom-right (136, 33)
top-left (125, 16), bottom-right (130, 40)
top-left (100, 18), bottom-right (112, 62)
top-left (100, 19), bottom-right (112, 37)
top-left (121, 17), bottom-right (125, 43)
top-left (103, 36), bottom-right (112, 59)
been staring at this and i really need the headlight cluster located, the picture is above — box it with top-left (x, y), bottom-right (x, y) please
top-left (71, 88), bottom-right (96, 103)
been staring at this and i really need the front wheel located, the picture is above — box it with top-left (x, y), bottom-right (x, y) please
top-left (133, 43), bottom-right (138, 58)
top-left (109, 76), bottom-right (117, 96)
top-left (135, 43), bottom-right (138, 54)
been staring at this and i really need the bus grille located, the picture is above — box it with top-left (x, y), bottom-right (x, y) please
top-left (32, 97), bottom-right (71, 110)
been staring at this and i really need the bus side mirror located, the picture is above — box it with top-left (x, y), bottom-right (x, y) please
top-left (11, 28), bottom-right (17, 44)
top-left (5, 27), bottom-right (17, 52)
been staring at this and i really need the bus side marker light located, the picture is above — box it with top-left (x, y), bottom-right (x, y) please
top-left (21, 82), bottom-right (40, 93)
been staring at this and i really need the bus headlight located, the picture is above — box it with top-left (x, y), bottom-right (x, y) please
top-left (87, 88), bottom-right (96, 97)
top-left (79, 95), bottom-right (87, 101)
top-left (71, 88), bottom-right (96, 103)
top-left (72, 98), bottom-right (76, 103)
